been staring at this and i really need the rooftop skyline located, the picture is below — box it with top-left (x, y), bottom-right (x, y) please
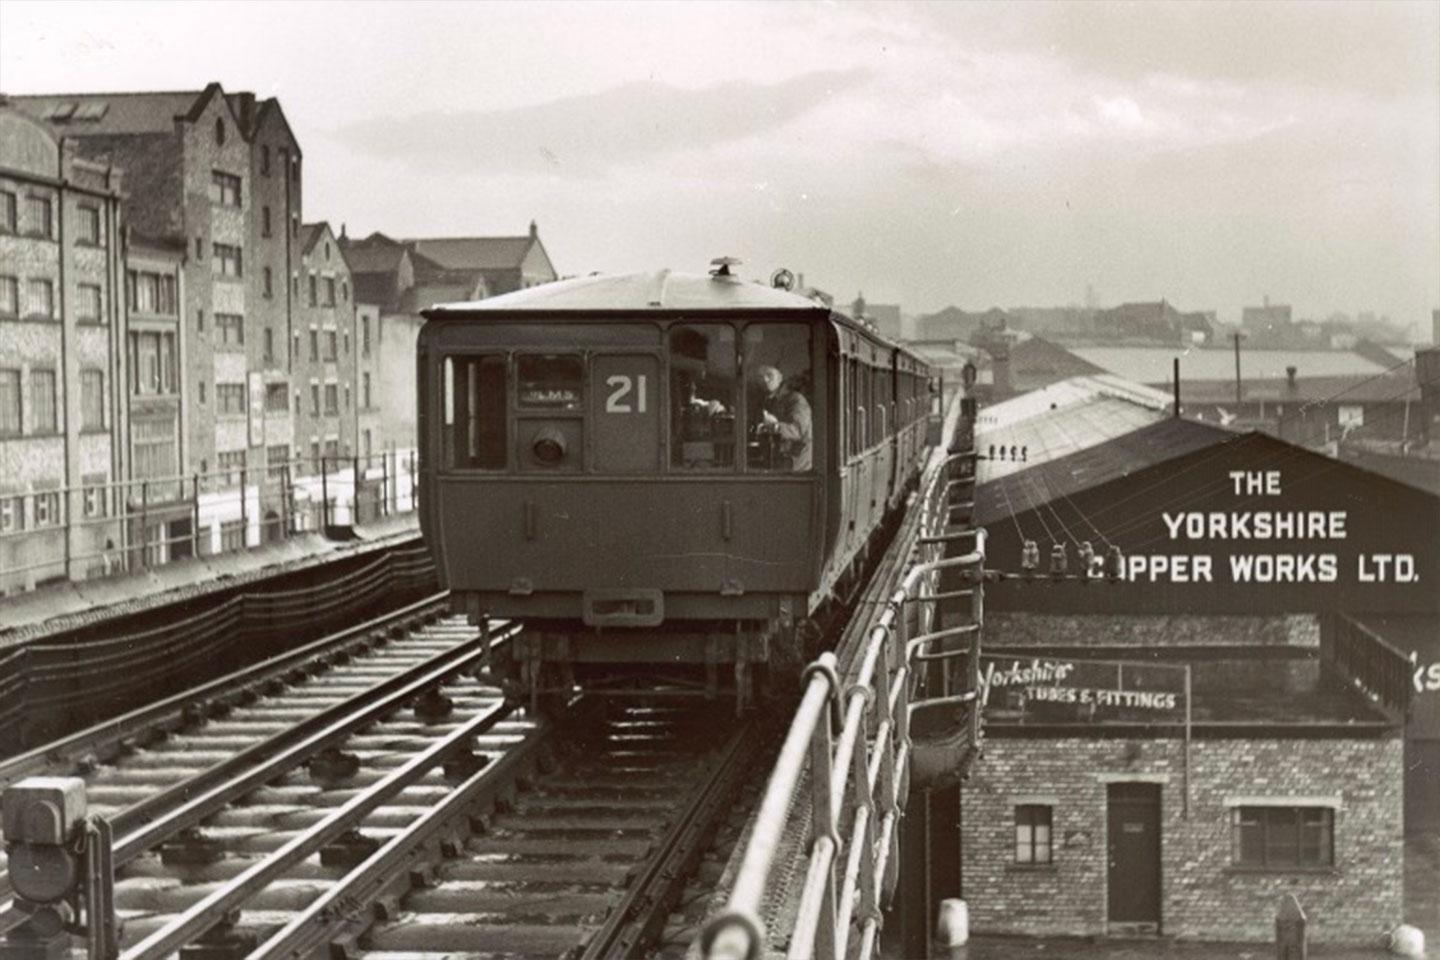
top-left (3, 0), bottom-right (1436, 331)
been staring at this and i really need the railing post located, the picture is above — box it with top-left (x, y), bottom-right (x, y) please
top-left (139, 480), bottom-right (149, 568)
top-left (380, 451), bottom-right (389, 517)
top-left (352, 455), bottom-right (361, 523)
top-left (806, 712), bottom-right (838, 960)
top-left (320, 456), bottom-right (329, 531)
top-left (191, 474), bottom-right (201, 558)
top-left (239, 467), bottom-right (248, 549)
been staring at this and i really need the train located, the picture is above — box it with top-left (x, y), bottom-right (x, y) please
top-left (416, 258), bottom-right (940, 710)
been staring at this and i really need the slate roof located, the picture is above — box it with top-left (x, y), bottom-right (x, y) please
top-left (10, 90), bottom-right (204, 135)
top-left (1177, 363), bottom-right (1421, 406)
top-left (407, 236), bottom-right (535, 272)
top-left (1073, 346), bottom-right (1387, 384)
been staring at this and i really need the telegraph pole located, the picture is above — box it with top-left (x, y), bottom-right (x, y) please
top-left (1231, 331), bottom-right (1245, 407)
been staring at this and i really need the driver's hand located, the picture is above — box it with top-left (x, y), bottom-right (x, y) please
top-left (762, 410), bottom-right (778, 426)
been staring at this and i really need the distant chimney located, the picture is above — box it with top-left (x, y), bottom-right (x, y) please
top-left (238, 92), bottom-right (256, 132)
top-left (1286, 365), bottom-right (1298, 392)
top-left (340, 222), bottom-right (347, 241)
top-left (853, 292), bottom-right (867, 318)
top-left (529, 219), bottom-right (538, 239)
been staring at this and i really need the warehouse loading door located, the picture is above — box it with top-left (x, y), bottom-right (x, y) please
top-left (1107, 782), bottom-right (1162, 930)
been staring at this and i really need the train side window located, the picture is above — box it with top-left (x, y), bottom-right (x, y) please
top-left (742, 324), bottom-right (812, 472)
top-left (443, 355), bottom-right (507, 469)
top-left (670, 324), bottom-right (737, 470)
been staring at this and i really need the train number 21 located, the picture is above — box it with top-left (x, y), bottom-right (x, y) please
top-left (605, 374), bottom-right (648, 414)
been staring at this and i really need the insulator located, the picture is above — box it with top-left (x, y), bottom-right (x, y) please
top-left (1049, 543), bottom-right (1068, 576)
top-left (1078, 541), bottom-right (1096, 578)
top-left (1106, 545), bottom-right (1124, 580)
top-left (988, 444), bottom-right (996, 459)
top-left (1021, 445), bottom-right (1028, 462)
top-left (1010, 445), bottom-right (1019, 461)
top-left (1020, 540), bottom-right (1039, 571)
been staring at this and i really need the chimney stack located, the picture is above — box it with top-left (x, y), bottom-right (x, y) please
top-left (1286, 365), bottom-right (1298, 393)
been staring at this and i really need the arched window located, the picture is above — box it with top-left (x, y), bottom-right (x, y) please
top-left (215, 117), bottom-right (225, 145)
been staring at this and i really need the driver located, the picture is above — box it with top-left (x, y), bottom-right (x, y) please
top-left (753, 364), bottom-right (812, 471)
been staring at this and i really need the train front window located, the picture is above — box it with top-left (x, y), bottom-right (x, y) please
top-left (443, 355), bottom-right (507, 469)
top-left (669, 324), bottom-right (737, 470)
top-left (517, 355), bottom-right (583, 411)
top-left (743, 324), bottom-right (812, 472)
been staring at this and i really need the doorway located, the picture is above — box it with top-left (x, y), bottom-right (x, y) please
top-left (1107, 782), bottom-right (1162, 932)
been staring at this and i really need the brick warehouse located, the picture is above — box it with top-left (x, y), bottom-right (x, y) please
top-left (957, 377), bottom-right (1432, 943)
top-left (0, 104), bottom-right (128, 592)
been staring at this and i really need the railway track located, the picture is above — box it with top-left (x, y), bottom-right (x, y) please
top-left (0, 595), bottom-right (769, 960)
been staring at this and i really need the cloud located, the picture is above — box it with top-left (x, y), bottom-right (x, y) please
top-left (332, 68), bottom-right (869, 176)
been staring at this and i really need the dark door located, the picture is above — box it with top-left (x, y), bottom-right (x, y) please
top-left (1107, 783), bottom-right (1161, 926)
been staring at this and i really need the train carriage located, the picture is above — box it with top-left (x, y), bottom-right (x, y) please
top-left (417, 260), bottom-right (936, 708)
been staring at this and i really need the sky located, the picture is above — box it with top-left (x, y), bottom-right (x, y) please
top-left (2, 0), bottom-right (1437, 331)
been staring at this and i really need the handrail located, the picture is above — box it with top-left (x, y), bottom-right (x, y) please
top-left (704, 395), bottom-right (986, 960)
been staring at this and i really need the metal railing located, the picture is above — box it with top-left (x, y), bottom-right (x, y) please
top-left (0, 449), bottom-right (419, 595)
top-left (703, 417), bottom-right (986, 960)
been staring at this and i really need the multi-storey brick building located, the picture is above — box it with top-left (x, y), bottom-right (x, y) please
top-left (294, 222), bottom-right (356, 478)
top-left (0, 104), bottom-right (128, 593)
top-left (13, 83), bottom-right (305, 553)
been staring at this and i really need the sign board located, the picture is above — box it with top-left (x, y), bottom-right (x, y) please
top-left (980, 654), bottom-right (1188, 725)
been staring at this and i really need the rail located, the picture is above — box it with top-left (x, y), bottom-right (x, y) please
top-left (703, 397), bottom-right (985, 960)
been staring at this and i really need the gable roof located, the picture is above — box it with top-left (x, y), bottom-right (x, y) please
top-left (298, 222), bottom-right (324, 256)
top-left (10, 90), bottom-right (204, 136)
top-left (406, 236), bottom-right (536, 272)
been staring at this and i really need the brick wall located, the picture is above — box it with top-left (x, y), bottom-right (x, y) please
top-left (986, 613), bottom-right (1320, 648)
top-left (961, 734), bottom-right (1403, 942)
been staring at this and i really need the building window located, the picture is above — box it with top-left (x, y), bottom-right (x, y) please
top-left (198, 381), bottom-right (206, 404)
top-left (309, 330), bottom-right (319, 362)
top-left (308, 274), bottom-right (317, 306)
top-left (265, 382), bottom-right (288, 412)
top-left (310, 383), bottom-right (320, 415)
top-left (33, 489), bottom-right (61, 528)
top-left (77, 283), bottom-right (103, 323)
top-left (325, 331), bottom-right (337, 361)
top-left (324, 383), bottom-right (338, 415)
top-left (25, 195), bottom-right (53, 239)
top-left (262, 205), bottom-right (272, 237)
top-left (0, 190), bottom-right (15, 233)
top-left (310, 440), bottom-right (321, 468)
top-left (0, 276), bottom-right (17, 316)
top-left (215, 117), bottom-right (226, 145)
top-left (217, 382), bottom-right (246, 416)
top-left (129, 331), bottom-right (177, 396)
top-left (0, 369), bottom-right (20, 436)
top-left (363, 429), bottom-right (372, 459)
top-left (28, 370), bottom-right (57, 434)
top-left (343, 331), bottom-right (350, 356)
top-left (344, 385), bottom-right (351, 410)
top-left (1233, 807), bottom-right (1333, 869)
top-left (263, 328), bottom-right (275, 364)
top-left (195, 237), bottom-right (204, 260)
top-left (1015, 805), bottom-right (1053, 865)
top-left (197, 308), bottom-right (205, 331)
top-left (0, 493), bottom-right (22, 533)
top-left (81, 369), bottom-right (104, 431)
top-left (291, 217), bottom-right (298, 239)
top-left (325, 277), bottom-right (336, 306)
top-left (324, 438), bottom-right (339, 459)
top-left (213, 243), bottom-right (243, 278)
top-left (216, 312), bottom-right (245, 347)
top-left (263, 266), bottom-right (273, 298)
top-left (77, 205), bottom-right (102, 245)
top-left (25, 278), bottom-right (55, 319)
top-left (217, 450), bottom-right (246, 487)
top-left (341, 282), bottom-right (348, 302)
top-left (220, 519), bottom-right (245, 552)
top-left (362, 372), bottom-right (372, 409)
top-left (132, 417), bottom-right (178, 481)
top-left (361, 317), bottom-right (371, 355)
top-left (128, 271), bottom-right (177, 316)
top-left (267, 444), bottom-right (290, 479)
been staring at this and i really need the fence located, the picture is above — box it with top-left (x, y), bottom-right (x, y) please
top-left (704, 398), bottom-right (986, 960)
top-left (0, 539), bottom-right (437, 754)
top-left (0, 449), bottom-right (419, 596)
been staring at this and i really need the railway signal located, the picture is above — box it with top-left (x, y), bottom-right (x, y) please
top-left (1, 777), bottom-right (115, 960)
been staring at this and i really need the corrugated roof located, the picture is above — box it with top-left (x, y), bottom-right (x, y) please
top-left (1074, 346), bottom-right (1386, 384)
top-left (11, 90), bottom-right (203, 136)
top-left (974, 417), bottom-right (1233, 529)
top-left (427, 270), bottom-right (828, 315)
top-left (407, 236), bottom-right (533, 272)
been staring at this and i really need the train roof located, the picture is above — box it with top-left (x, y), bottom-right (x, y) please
top-left (425, 270), bottom-right (827, 316)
